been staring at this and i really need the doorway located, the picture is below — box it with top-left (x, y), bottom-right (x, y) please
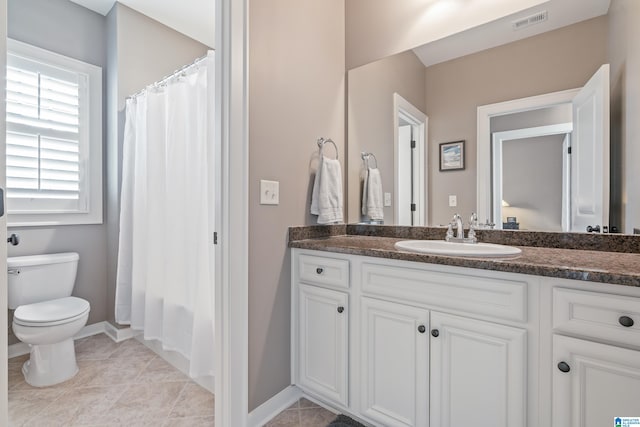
top-left (394, 93), bottom-right (428, 226)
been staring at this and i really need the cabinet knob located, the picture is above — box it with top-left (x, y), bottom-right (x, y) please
top-left (337, 306), bottom-right (344, 314)
top-left (557, 361), bottom-right (571, 373)
top-left (418, 325), bottom-right (426, 334)
top-left (431, 329), bottom-right (439, 337)
top-left (619, 316), bottom-right (634, 327)
top-left (316, 267), bottom-right (324, 275)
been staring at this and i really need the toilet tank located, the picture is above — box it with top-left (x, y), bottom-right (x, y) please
top-left (8, 252), bottom-right (80, 309)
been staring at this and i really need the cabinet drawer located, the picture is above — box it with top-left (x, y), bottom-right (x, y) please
top-left (362, 263), bottom-right (527, 323)
top-left (553, 288), bottom-right (640, 347)
top-left (299, 254), bottom-right (350, 289)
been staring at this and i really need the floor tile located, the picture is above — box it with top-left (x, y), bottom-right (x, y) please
top-left (75, 334), bottom-right (120, 361)
top-left (169, 382), bottom-right (215, 418)
top-left (135, 356), bottom-right (190, 384)
top-left (266, 408), bottom-right (300, 427)
top-left (8, 333), bottom-right (216, 427)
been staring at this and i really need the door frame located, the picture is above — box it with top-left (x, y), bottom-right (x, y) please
top-left (0, 0), bottom-right (7, 423)
top-left (476, 88), bottom-right (580, 223)
top-left (215, 0), bottom-right (249, 425)
top-left (492, 123), bottom-right (573, 230)
top-left (393, 93), bottom-right (428, 226)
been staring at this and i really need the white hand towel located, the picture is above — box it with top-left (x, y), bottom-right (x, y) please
top-left (363, 167), bottom-right (384, 220)
top-left (311, 156), bottom-right (343, 224)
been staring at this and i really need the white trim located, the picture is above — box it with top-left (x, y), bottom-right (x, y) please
top-left (476, 88), bottom-right (580, 222)
top-left (393, 93), bottom-right (428, 226)
top-left (6, 39), bottom-right (103, 227)
top-left (103, 321), bottom-right (137, 342)
top-left (247, 385), bottom-right (303, 427)
top-left (491, 123), bottom-right (573, 228)
top-left (215, 0), bottom-right (249, 424)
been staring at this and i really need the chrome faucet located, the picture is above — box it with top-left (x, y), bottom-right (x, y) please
top-left (445, 213), bottom-right (478, 244)
top-left (453, 214), bottom-right (464, 238)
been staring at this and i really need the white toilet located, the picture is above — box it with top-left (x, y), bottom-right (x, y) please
top-left (8, 252), bottom-right (90, 387)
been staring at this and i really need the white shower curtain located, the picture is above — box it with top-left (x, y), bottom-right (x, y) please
top-left (115, 52), bottom-right (215, 379)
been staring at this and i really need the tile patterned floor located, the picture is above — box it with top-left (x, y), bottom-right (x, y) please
top-left (265, 398), bottom-right (337, 427)
top-left (8, 334), bottom-right (340, 426)
top-left (8, 334), bottom-right (215, 426)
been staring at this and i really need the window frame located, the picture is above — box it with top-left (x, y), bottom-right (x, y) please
top-left (6, 39), bottom-right (103, 227)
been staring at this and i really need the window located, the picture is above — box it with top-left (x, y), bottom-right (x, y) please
top-left (6, 39), bottom-right (102, 226)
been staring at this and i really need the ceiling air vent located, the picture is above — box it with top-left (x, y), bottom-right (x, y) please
top-left (512, 10), bottom-right (548, 30)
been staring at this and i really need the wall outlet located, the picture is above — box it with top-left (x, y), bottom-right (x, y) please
top-left (260, 180), bottom-right (279, 205)
top-left (449, 195), bottom-right (457, 207)
top-left (384, 192), bottom-right (392, 207)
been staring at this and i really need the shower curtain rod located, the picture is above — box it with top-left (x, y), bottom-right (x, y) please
top-left (126, 50), bottom-right (213, 100)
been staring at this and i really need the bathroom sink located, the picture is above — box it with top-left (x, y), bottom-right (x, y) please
top-left (394, 240), bottom-right (522, 258)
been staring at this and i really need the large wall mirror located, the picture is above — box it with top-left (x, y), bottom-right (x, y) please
top-left (346, 0), bottom-right (637, 234)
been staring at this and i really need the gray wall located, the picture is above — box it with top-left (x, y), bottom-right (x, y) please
top-left (105, 3), bottom-right (210, 325)
top-left (7, 0), bottom-right (108, 342)
top-left (608, 0), bottom-right (640, 233)
top-left (347, 50), bottom-right (426, 224)
top-left (424, 16), bottom-right (608, 226)
top-left (248, 0), bottom-right (345, 411)
top-left (502, 135), bottom-right (565, 231)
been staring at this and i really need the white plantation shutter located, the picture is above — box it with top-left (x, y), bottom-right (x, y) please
top-left (6, 39), bottom-right (102, 225)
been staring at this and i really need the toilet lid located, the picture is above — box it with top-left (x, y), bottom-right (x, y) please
top-left (14, 297), bottom-right (90, 326)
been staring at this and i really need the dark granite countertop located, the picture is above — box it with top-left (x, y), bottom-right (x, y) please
top-left (289, 234), bottom-right (640, 287)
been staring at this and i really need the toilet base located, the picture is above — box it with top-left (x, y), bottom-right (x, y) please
top-left (23, 338), bottom-right (79, 387)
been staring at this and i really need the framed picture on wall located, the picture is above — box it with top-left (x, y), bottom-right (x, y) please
top-left (439, 140), bottom-right (465, 171)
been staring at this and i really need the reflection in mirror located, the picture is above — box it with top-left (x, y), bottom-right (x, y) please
top-left (347, 1), bottom-right (640, 234)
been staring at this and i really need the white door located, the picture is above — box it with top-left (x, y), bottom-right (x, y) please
top-left (397, 125), bottom-right (412, 226)
top-left (298, 284), bottom-right (348, 406)
top-left (552, 335), bottom-right (640, 427)
top-left (571, 64), bottom-right (610, 232)
top-left (360, 297), bottom-right (429, 427)
top-left (430, 312), bottom-right (527, 427)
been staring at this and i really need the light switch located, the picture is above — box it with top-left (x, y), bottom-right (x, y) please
top-left (384, 192), bottom-right (392, 207)
top-left (449, 195), bottom-right (457, 207)
top-left (260, 180), bottom-right (279, 205)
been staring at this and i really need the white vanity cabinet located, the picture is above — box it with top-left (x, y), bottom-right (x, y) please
top-left (360, 297), bottom-right (429, 427)
top-left (292, 247), bottom-right (640, 426)
top-left (292, 249), bottom-right (532, 427)
top-left (551, 288), bottom-right (640, 427)
top-left (297, 283), bottom-right (349, 406)
top-left (430, 311), bottom-right (527, 427)
top-left (294, 253), bottom-right (350, 407)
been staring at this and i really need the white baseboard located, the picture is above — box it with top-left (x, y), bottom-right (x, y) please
top-left (103, 321), bottom-right (138, 342)
top-left (247, 385), bottom-right (303, 427)
top-left (8, 321), bottom-right (135, 359)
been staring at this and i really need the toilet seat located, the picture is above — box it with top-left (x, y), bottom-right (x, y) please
top-left (14, 296), bottom-right (90, 327)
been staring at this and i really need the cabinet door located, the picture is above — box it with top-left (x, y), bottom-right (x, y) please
top-left (553, 335), bottom-right (640, 427)
top-left (360, 297), bottom-right (429, 427)
top-left (298, 284), bottom-right (348, 406)
top-left (430, 312), bottom-right (526, 427)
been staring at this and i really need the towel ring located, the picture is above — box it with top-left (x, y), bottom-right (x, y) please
top-left (317, 137), bottom-right (339, 160)
top-left (361, 152), bottom-right (378, 169)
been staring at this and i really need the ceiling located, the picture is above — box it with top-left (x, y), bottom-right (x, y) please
top-left (69, 0), bottom-right (215, 48)
top-left (413, 0), bottom-right (612, 67)
top-left (68, 0), bottom-right (610, 67)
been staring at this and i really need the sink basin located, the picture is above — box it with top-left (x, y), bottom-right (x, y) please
top-left (394, 240), bottom-right (522, 258)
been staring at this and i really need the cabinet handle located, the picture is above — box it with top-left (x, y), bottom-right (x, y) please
top-left (316, 267), bottom-right (324, 275)
top-left (619, 316), bottom-right (634, 327)
top-left (337, 306), bottom-right (344, 314)
top-left (418, 325), bottom-right (426, 334)
top-left (557, 361), bottom-right (571, 373)
top-left (431, 329), bottom-right (439, 337)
